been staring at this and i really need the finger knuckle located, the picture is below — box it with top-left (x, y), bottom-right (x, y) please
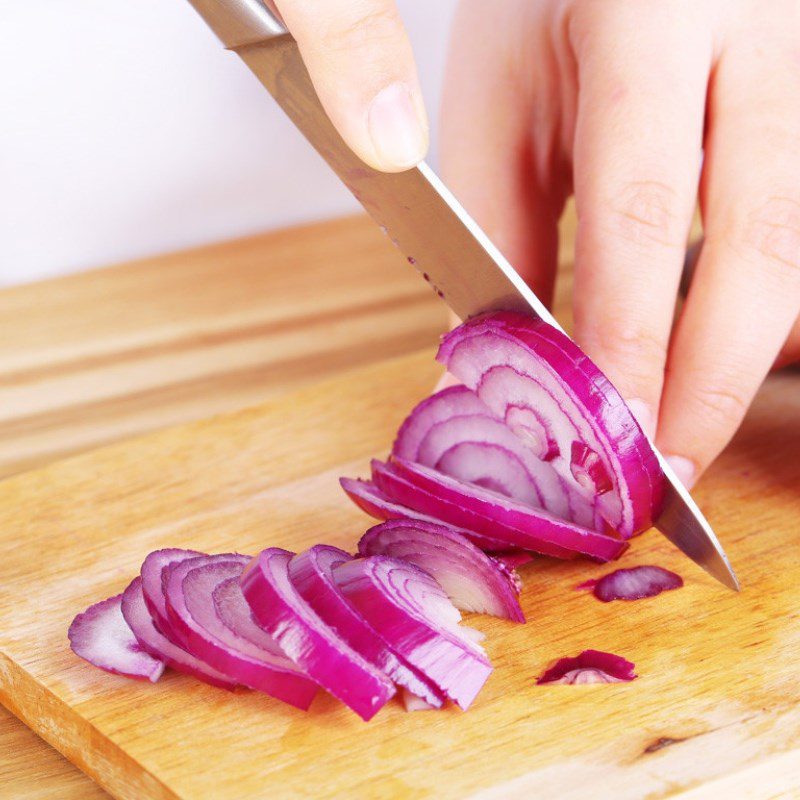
top-left (319, 5), bottom-right (403, 55)
top-left (686, 380), bottom-right (749, 426)
top-left (735, 196), bottom-right (800, 278)
top-left (608, 179), bottom-right (685, 249)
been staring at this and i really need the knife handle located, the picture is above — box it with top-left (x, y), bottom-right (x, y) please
top-left (186, 0), bottom-right (288, 48)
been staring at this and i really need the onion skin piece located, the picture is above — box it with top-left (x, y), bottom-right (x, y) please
top-left (357, 519), bottom-right (525, 622)
top-left (289, 545), bottom-right (444, 707)
top-left (164, 555), bottom-right (319, 709)
top-left (374, 458), bottom-right (627, 562)
top-left (68, 592), bottom-right (165, 683)
top-left (584, 565), bottom-right (683, 602)
top-left (241, 547), bottom-right (396, 721)
top-left (121, 577), bottom-right (236, 689)
top-left (339, 477), bottom-right (513, 552)
top-left (536, 650), bottom-right (637, 684)
top-left (333, 556), bottom-right (493, 710)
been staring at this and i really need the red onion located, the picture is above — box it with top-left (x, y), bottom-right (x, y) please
top-left (536, 650), bottom-right (637, 684)
top-left (581, 565), bottom-right (683, 602)
top-left (120, 577), bottom-right (236, 689)
top-left (333, 556), bottom-right (493, 709)
top-left (289, 544), bottom-right (444, 707)
top-left (68, 593), bottom-right (164, 682)
top-left (437, 312), bottom-right (664, 537)
top-left (339, 477), bottom-right (514, 551)
top-left (372, 458), bottom-right (628, 562)
top-left (163, 554), bottom-right (319, 709)
top-left (140, 548), bottom-right (203, 637)
top-left (357, 519), bottom-right (525, 622)
top-left (241, 547), bottom-right (396, 721)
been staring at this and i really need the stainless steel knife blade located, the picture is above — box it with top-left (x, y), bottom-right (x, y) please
top-left (186, 0), bottom-right (739, 590)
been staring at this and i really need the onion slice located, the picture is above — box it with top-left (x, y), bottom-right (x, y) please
top-left (437, 312), bottom-right (664, 537)
top-left (121, 577), bottom-right (235, 689)
top-left (582, 565), bottom-right (683, 602)
top-left (68, 593), bottom-right (164, 682)
top-left (333, 556), bottom-right (493, 710)
top-left (164, 554), bottom-right (319, 709)
top-left (357, 519), bottom-right (525, 622)
top-left (241, 547), bottom-right (396, 721)
top-left (289, 545), bottom-right (443, 707)
top-left (141, 548), bottom-right (204, 637)
top-left (536, 649), bottom-right (637, 684)
top-left (373, 458), bottom-right (627, 562)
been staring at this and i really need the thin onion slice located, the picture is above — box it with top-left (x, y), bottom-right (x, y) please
top-left (121, 577), bottom-right (235, 689)
top-left (437, 312), bottom-right (664, 537)
top-left (141, 548), bottom-right (204, 637)
top-left (536, 649), bottom-right (637, 684)
top-left (374, 458), bottom-right (628, 562)
top-left (333, 555), bottom-right (493, 710)
top-left (339, 477), bottom-right (513, 551)
top-left (68, 593), bottom-right (164, 682)
top-left (582, 565), bottom-right (683, 602)
top-left (241, 547), bottom-right (396, 721)
top-left (164, 555), bottom-right (319, 709)
top-left (357, 519), bottom-right (525, 622)
top-left (289, 545), bottom-right (443, 707)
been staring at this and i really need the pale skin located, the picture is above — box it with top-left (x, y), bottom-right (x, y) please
top-left (273, 0), bottom-right (800, 488)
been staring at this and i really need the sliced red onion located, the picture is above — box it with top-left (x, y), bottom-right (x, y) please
top-left (339, 477), bottom-right (514, 552)
top-left (437, 312), bottom-right (665, 537)
top-left (333, 556), bottom-right (493, 710)
top-left (121, 577), bottom-right (236, 689)
top-left (241, 548), bottom-right (396, 721)
top-left (357, 519), bottom-right (524, 622)
top-left (536, 650), bottom-right (637, 684)
top-left (289, 545), bottom-right (443, 707)
top-left (68, 593), bottom-right (164, 682)
top-left (140, 548), bottom-right (204, 636)
top-left (163, 554), bottom-right (319, 709)
top-left (587, 565), bottom-right (683, 602)
top-left (401, 688), bottom-right (437, 711)
top-left (374, 458), bottom-right (628, 562)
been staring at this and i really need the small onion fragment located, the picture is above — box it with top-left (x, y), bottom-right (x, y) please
top-left (358, 519), bottom-right (525, 622)
top-left (68, 593), bottom-right (164, 682)
top-left (121, 577), bottom-right (235, 689)
top-left (333, 555), bottom-right (493, 710)
top-left (289, 545), bottom-right (443, 707)
top-left (588, 565), bottom-right (683, 603)
top-left (536, 650), bottom-right (637, 684)
top-left (373, 458), bottom-right (628, 562)
top-left (164, 554), bottom-right (319, 709)
top-left (241, 547), bottom-right (396, 721)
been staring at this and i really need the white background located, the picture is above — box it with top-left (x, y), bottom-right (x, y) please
top-left (0, 1), bottom-right (457, 287)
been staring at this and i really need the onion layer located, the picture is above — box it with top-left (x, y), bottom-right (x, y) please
top-left (358, 519), bottom-right (525, 622)
top-left (582, 565), bottom-right (683, 602)
top-left (241, 547), bottom-right (396, 721)
top-left (333, 555), bottom-right (493, 709)
top-left (68, 593), bottom-right (164, 683)
top-left (536, 649), bottom-right (637, 684)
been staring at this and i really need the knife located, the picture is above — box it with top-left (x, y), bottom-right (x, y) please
top-left (185, 0), bottom-right (739, 590)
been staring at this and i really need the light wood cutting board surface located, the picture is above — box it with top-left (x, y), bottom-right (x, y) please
top-left (1, 344), bottom-right (800, 799)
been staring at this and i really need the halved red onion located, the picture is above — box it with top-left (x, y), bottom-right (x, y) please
top-left (536, 649), bottom-right (637, 684)
top-left (141, 548), bottom-right (204, 637)
top-left (68, 593), bottom-right (165, 682)
top-left (163, 555), bottom-right (319, 709)
top-left (241, 547), bottom-right (396, 721)
top-left (437, 312), bottom-right (665, 537)
top-left (393, 386), bottom-right (594, 528)
top-left (121, 577), bottom-right (236, 689)
top-left (357, 519), bottom-right (525, 622)
top-left (289, 545), bottom-right (443, 707)
top-left (333, 556), bottom-right (493, 710)
top-left (339, 477), bottom-right (514, 552)
top-left (585, 565), bottom-right (683, 602)
top-left (374, 458), bottom-right (628, 562)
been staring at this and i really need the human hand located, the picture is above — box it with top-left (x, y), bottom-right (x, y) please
top-left (273, 0), bottom-right (429, 171)
top-left (440, 0), bottom-right (800, 488)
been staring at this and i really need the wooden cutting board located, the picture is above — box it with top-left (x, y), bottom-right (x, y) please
top-left (1, 342), bottom-right (799, 799)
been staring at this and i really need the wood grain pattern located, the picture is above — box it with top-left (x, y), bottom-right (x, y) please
top-left (1, 345), bottom-right (799, 799)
